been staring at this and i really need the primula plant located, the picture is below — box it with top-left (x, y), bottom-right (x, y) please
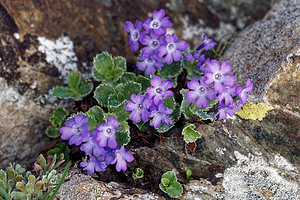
top-left (0, 154), bottom-right (70, 200)
top-left (44, 8), bottom-right (253, 199)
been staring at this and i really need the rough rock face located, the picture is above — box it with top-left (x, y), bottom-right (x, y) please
top-left (0, 78), bottom-right (51, 168)
top-left (0, 0), bottom-right (272, 168)
top-left (55, 171), bottom-right (165, 200)
top-left (134, 0), bottom-right (300, 186)
top-left (0, 0), bottom-right (272, 66)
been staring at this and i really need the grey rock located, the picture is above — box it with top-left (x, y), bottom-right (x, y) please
top-left (220, 0), bottom-right (300, 105)
top-left (134, 0), bottom-right (300, 181)
top-left (55, 170), bottom-right (165, 200)
top-left (0, 77), bottom-right (51, 168)
top-left (222, 152), bottom-right (299, 200)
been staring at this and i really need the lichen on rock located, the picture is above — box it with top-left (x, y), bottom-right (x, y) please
top-left (235, 103), bottom-right (274, 121)
top-left (223, 152), bottom-right (299, 200)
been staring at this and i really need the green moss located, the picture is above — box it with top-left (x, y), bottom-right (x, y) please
top-left (235, 103), bottom-right (274, 121)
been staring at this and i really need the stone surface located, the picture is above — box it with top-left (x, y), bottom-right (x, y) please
top-left (222, 152), bottom-right (299, 200)
top-left (134, 0), bottom-right (300, 182)
top-left (0, 77), bottom-right (51, 168)
top-left (0, 0), bottom-right (272, 66)
top-left (55, 170), bottom-right (165, 200)
top-left (220, 0), bottom-right (300, 110)
top-left (0, 0), bottom-right (272, 168)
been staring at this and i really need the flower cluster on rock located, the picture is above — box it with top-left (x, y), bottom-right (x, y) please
top-left (60, 115), bottom-right (134, 174)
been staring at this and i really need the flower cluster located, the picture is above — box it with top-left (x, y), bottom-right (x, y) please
top-left (124, 9), bottom-right (189, 75)
top-left (184, 35), bottom-right (216, 72)
top-left (125, 76), bottom-right (174, 128)
top-left (60, 115), bottom-right (134, 174)
top-left (186, 59), bottom-right (253, 120)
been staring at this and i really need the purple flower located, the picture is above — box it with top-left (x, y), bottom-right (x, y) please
top-left (186, 77), bottom-right (216, 108)
top-left (98, 148), bottom-right (115, 165)
top-left (184, 52), bottom-right (206, 67)
top-left (214, 103), bottom-right (237, 120)
top-left (94, 116), bottom-right (120, 149)
top-left (204, 60), bottom-right (236, 94)
top-left (124, 20), bottom-right (143, 51)
top-left (199, 58), bottom-right (210, 73)
top-left (125, 94), bottom-right (152, 123)
top-left (60, 114), bottom-right (90, 146)
top-left (197, 35), bottom-right (217, 51)
top-left (149, 103), bottom-right (173, 128)
top-left (143, 9), bottom-right (172, 35)
top-left (157, 33), bottom-right (189, 64)
top-left (140, 32), bottom-right (165, 56)
top-left (146, 76), bottom-right (173, 105)
top-left (136, 54), bottom-right (163, 75)
top-left (111, 146), bottom-right (134, 172)
top-left (216, 86), bottom-right (237, 106)
top-left (80, 156), bottom-right (107, 175)
top-left (80, 130), bottom-right (106, 157)
top-left (236, 78), bottom-right (253, 105)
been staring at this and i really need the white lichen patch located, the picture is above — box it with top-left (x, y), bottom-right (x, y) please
top-left (38, 35), bottom-right (78, 83)
top-left (180, 15), bottom-right (236, 41)
top-left (223, 152), bottom-right (299, 200)
top-left (0, 77), bottom-right (27, 109)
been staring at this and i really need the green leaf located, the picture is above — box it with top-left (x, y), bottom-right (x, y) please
top-left (113, 56), bottom-right (127, 71)
top-left (156, 104), bottom-right (181, 133)
top-left (115, 121), bottom-right (130, 148)
top-left (180, 89), bottom-right (217, 120)
top-left (67, 71), bottom-right (81, 89)
top-left (51, 72), bottom-right (93, 101)
top-left (133, 121), bottom-right (150, 132)
top-left (180, 89), bottom-right (197, 119)
top-left (28, 175), bottom-right (35, 184)
top-left (47, 143), bottom-right (70, 162)
top-left (136, 76), bottom-right (151, 92)
top-left (164, 96), bottom-right (176, 110)
top-left (87, 106), bottom-right (105, 125)
top-left (25, 182), bottom-right (34, 194)
top-left (46, 161), bottom-right (71, 200)
top-left (165, 182), bottom-right (183, 198)
top-left (94, 84), bottom-right (116, 107)
top-left (189, 99), bottom-right (217, 121)
top-left (0, 187), bottom-right (9, 200)
top-left (51, 86), bottom-right (74, 99)
top-left (159, 61), bottom-right (183, 78)
top-left (161, 178), bottom-right (170, 187)
top-left (38, 155), bottom-right (47, 170)
top-left (93, 51), bottom-right (114, 74)
top-left (108, 101), bottom-right (130, 122)
top-left (159, 171), bottom-right (183, 198)
top-left (115, 81), bottom-right (142, 100)
top-left (182, 60), bottom-right (204, 80)
top-left (46, 126), bottom-right (60, 138)
top-left (11, 191), bottom-right (27, 199)
top-left (76, 80), bottom-right (93, 100)
top-left (186, 169), bottom-right (192, 179)
top-left (161, 171), bottom-right (177, 183)
top-left (50, 106), bottom-right (68, 127)
top-left (132, 168), bottom-right (144, 180)
top-left (182, 124), bottom-right (202, 143)
top-left (108, 94), bottom-right (124, 107)
top-left (120, 72), bottom-right (137, 83)
top-left (92, 52), bottom-right (125, 83)
top-left (7, 167), bottom-right (15, 180)
top-left (0, 170), bottom-right (6, 183)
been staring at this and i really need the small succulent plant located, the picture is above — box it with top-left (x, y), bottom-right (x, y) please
top-left (0, 154), bottom-right (67, 200)
top-left (159, 171), bottom-right (183, 198)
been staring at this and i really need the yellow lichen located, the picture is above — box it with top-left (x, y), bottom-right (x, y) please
top-left (235, 103), bottom-right (274, 121)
